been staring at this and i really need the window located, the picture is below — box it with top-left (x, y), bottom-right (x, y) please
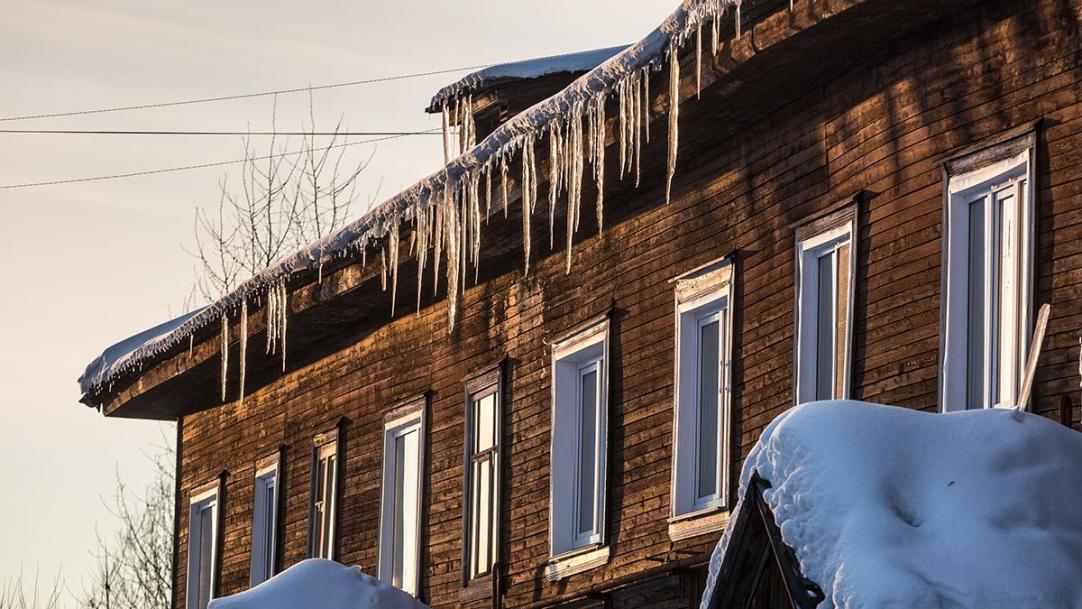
top-left (463, 369), bottom-right (501, 590)
top-left (250, 453), bottom-right (280, 586)
top-left (942, 131), bottom-right (1035, 411)
top-left (549, 317), bottom-right (609, 564)
top-left (795, 206), bottom-right (857, 405)
top-left (186, 480), bottom-right (221, 609)
top-left (379, 398), bottom-right (426, 596)
top-left (308, 430), bottom-right (339, 560)
top-left (671, 259), bottom-right (734, 523)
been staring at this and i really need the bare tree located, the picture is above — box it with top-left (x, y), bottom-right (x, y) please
top-left (81, 442), bottom-right (174, 609)
top-left (186, 93), bottom-right (376, 303)
top-left (0, 571), bottom-right (64, 609)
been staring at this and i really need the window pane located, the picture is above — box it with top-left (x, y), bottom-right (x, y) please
top-left (697, 318), bottom-right (720, 501)
top-left (475, 394), bottom-right (496, 453)
top-left (996, 188), bottom-right (1017, 407)
top-left (263, 479), bottom-right (276, 581)
top-left (577, 368), bottom-right (598, 537)
top-left (197, 505), bottom-right (214, 609)
top-left (834, 242), bottom-right (850, 398)
top-left (472, 457), bottom-right (492, 576)
top-left (392, 434), bottom-right (407, 587)
top-left (967, 197), bottom-right (987, 409)
top-left (815, 251), bottom-right (836, 400)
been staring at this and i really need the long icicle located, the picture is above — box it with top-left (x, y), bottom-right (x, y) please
top-left (634, 72), bottom-right (643, 188)
top-left (279, 282), bottom-right (288, 372)
top-left (594, 95), bottom-right (606, 235)
top-left (389, 218), bottom-right (400, 316)
top-left (696, 24), bottom-right (703, 99)
top-left (238, 298), bottom-right (247, 407)
top-left (521, 140), bottom-right (533, 275)
top-left (446, 176), bottom-right (461, 331)
top-left (500, 156), bottom-right (509, 219)
top-left (667, 45), bottom-right (681, 204)
top-left (220, 313), bottom-right (229, 403)
top-left (548, 123), bottom-right (560, 249)
top-left (442, 103), bottom-right (451, 164)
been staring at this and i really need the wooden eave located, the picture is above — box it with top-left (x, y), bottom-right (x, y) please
top-left (92, 0), bottom-right (981, 420)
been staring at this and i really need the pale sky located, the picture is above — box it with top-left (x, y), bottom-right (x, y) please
top-left (0, 0), bottom-right (675, 601)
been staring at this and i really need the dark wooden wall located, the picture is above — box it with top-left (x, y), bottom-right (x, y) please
top-left (173, 0), bottom-right (1082, 607)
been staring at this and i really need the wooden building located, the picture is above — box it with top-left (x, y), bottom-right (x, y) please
top-left (77, 0), bottom-right (1082, 608)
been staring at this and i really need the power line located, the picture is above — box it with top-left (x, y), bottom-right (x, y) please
top-left (0, 129), bottom-right (440, 190)
top-left (0, 129), bottom-right (442, 136)
top-left (0, 64), bottom-right (489, 123)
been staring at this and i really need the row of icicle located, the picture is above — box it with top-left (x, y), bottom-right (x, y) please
top-left (209, 0), bottom-right (744, 406)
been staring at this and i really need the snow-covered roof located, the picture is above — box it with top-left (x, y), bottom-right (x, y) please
top-left (427, 45), bottom-right (629, 112)
top-left (702, 401), bottom-right (1082, 609)
top-left (77, 0), bottom-right (742, 405)
top-left (208, 559), bottom-right (429, 609)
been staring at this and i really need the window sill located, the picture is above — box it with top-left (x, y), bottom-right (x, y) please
top-left (459, 576), bottom-right (493, 602)
top-left (545, 545), bottom-right (610, 582)
top-left (668, 508), bottom-right (729, 541)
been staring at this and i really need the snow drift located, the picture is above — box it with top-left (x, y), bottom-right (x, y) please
top-left (702, 401), bottom-right (1082, 609)
top-left (208, 559), bottom-right (428, 609)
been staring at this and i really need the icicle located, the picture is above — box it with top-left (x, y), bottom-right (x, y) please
top-left (278, 282), bottom-right (288, 372)
top-left (416, 204), bottom-right (429, 312)
top-left (594, 95), bottom-right (606, 235)
top-left (265, 284), bottom-right (276, 354)
top-left (188, 334), bottom-right (194, 357)
top-left (471, 173), bottom-right (482, 284)
top-left (696, 24), bottom-right (703, 99)
top-left (434, 180), bottom-right (447, 295)
top-left (643, 69), bottom-right (651, 144)
top-left (238, 298), bottom-right (247, 407)
top-left (711, 4), bottom-right (720, 55)
top-left (521, 140), bottom-right (535, 275)
top-left (735, 1), bottom-right (742, 39)
top-left (617, 80), bottom-right (628, 179)
top-left (317, 262), bottom-right (323, 285)
top-left (442, 103), bottom-right (451, 164)
top-left (500, 157), bottom-right (509, 219)
top-left (446, 176), bottom-right (461, 332)
top-left (667, 45), bottom-right (680, 205)
top-left (634, 73), bottom-right (643, 188)
top-left (389, 219), bottom-right (400, 316)
top-left (484, 166), bottom-right (493, 220)
top-left (220, 313), bottom-right (229, 403)
top-left (548, 123), bottom-right (560, 249)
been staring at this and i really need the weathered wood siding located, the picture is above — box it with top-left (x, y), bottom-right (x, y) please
top-left (174, 0), bottom-right (1082, 607)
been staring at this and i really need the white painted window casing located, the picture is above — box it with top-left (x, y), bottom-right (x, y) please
top-left (186, 482), bottom-right (220, 609)
top-left (249, 455), bottom-right (279, 586)
top-left (671, 258), bottom-right (734, 520)
top-left (942, 139), bottom-right (1035, 412)
top-left (549, 318), bottom-right (610, 560)
top-left (379, 400), bottom-right (426, 596)
top-left (465, 374), bottom-right (501, 582)
top-left (795, 214), bottom-right (856, 405)
top-left (309, 438), bottom-right (338, 560)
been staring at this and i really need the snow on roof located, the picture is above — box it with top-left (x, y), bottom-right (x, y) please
top-left (208, 559), bottom-right (429, 609)
top-left (701, 401), bottom-right (1082, 609)
top-left (428, 45), bottom-right (630, 112)
top-left (78, 307), bottom-right (205, 395)
top-left (78, 0), bottom-right (741, 405)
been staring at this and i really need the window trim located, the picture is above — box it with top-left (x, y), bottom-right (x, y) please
top-left (249, 451), bottom-right (281, 586)
top-left (186, 478), bottom-right (222, 609)
top-left (378, 396), bottom-right (427, 597)
top-left (940, 128), bottom-right (1036, 412)
top-left (307, 426), bottom-right (340, 560)
top-left (670, 257), bottom-right (735, 530)
top-left (793, 204), bottom-right (858, 405)
top-left (548, 315), bottom-right (610, 567)
top-left (460, 366), bottom-right (503, 598)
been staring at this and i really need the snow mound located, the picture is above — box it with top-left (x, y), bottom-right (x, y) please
top-left (428, 46), bottom-right (629, 111)
top-left (703, 401), bottom-right (1082, 609)
top-left (208, 559), bottom-right (428, 609)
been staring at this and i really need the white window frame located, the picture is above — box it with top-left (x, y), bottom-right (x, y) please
top-left (794, 207), bottom-right (857, 405)
top-left (186, 479), bottom-right (221, 609)
top-left (249, 452), bottom-right (280, 586)
top-left (462, 368), bottom-right (502, 593)
top-left (670, 258), bottom-right (734, 525)
top-left (549, 317), bottom-right (610, 563)
top-left (308, 429), bottom-right (339, 560)
top-left (941, 131), bottom-right (1035, 412)
top-left (378, 397), bottom-right (426, 597)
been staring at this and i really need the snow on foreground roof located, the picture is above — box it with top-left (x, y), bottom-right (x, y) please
top-left (208, 559), bottom-right (429, 609)
top-left (428, 45), bottom-right (629, 111)
top-left (78, 307), bottom-right (205, 394)
top-left (702, 401), bottom-right (1082, 609)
